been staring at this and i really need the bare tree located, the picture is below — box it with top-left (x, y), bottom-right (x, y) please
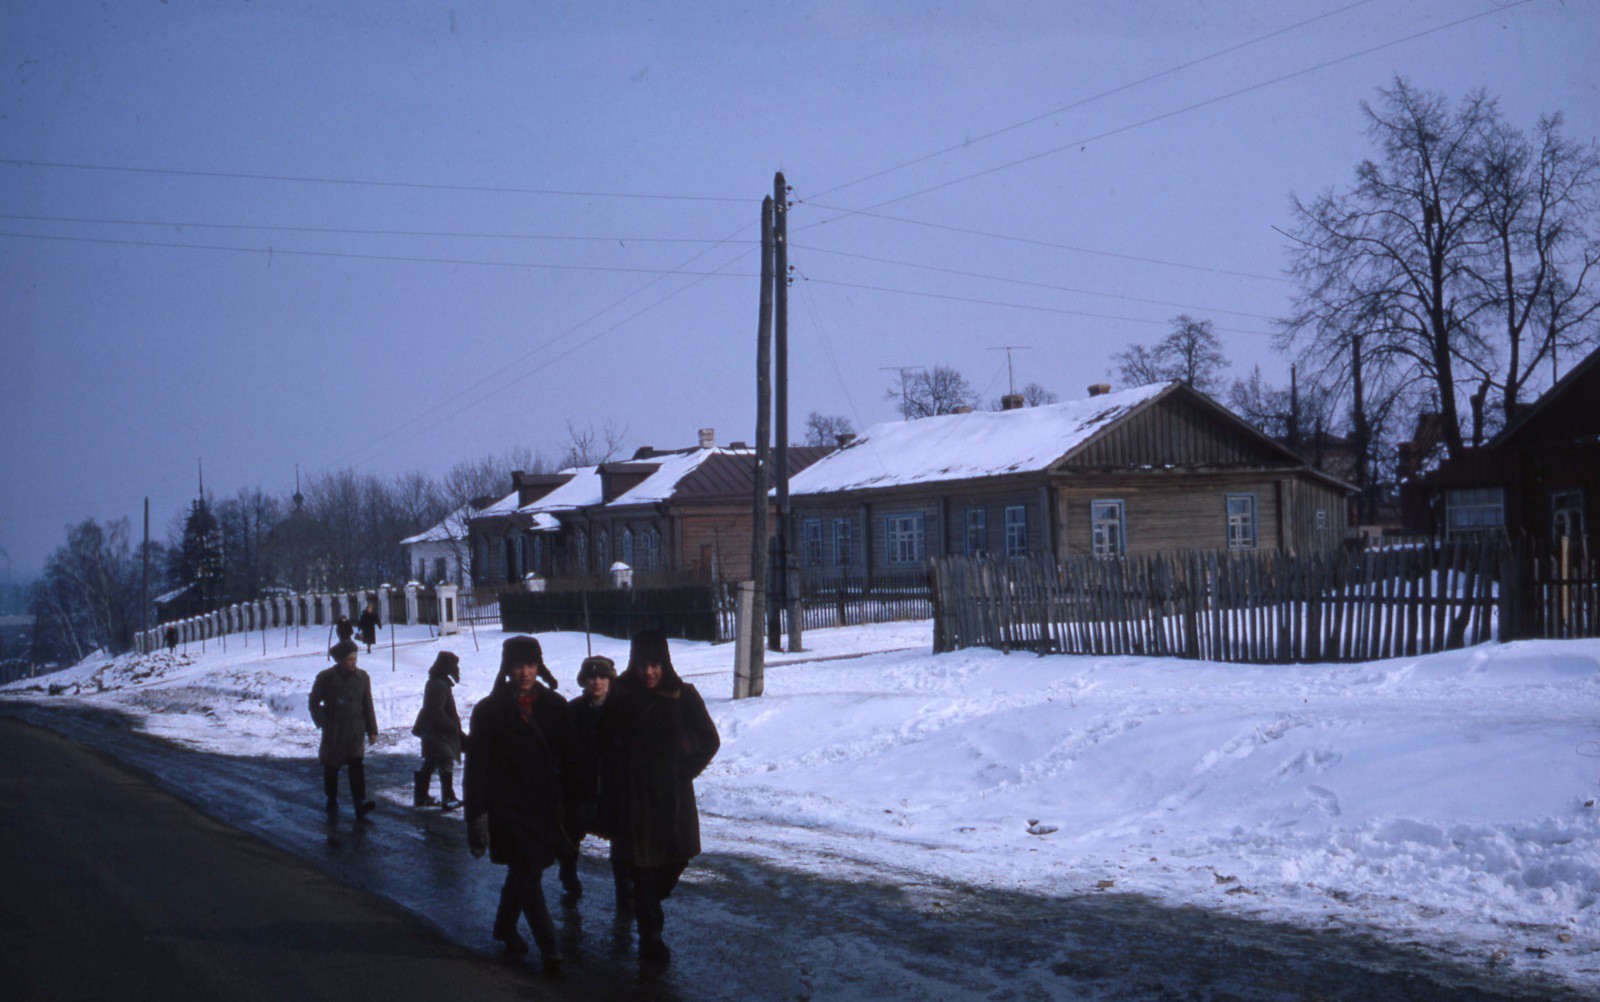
top-left (560, 419), bottom-right (627, 467)
top-left (803, 411), bottom-right (855, 446)
top-left (1282, 79), bottom-right (1503, 460)
top-left (883, 364), bottom-right (977, 419)
top-left (1470, 112), bottom-right (1600, 420)
top-left (1111, 316), bottom-right (1229, 393)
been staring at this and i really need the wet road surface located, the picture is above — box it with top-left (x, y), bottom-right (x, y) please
top-left (2, 700), bottom-right (1585, 1001)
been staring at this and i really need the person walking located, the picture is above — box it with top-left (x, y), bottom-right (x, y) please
top-left (411, 651), bottom-right (463, 809)
top-left (308, 640), bottom-right (379, 823)
top-left (596, 631), bottom-right (720, 967)
top-left (464, 636), bottom-right (589, 972)
top-left (558, 654), bottom-right (617, 906)
top-left (358, 603), bottom-right (381, 653)
top-left (335, 614), bottom-right (355, 646)
top-left (163, 625), bottom-right (178, 654)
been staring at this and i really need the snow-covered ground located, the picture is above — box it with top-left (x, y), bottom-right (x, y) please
top-left (6, 621), bottom-right (1599, 988)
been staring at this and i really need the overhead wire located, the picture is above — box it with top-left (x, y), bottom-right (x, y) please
top-left (0, 158), bottom-right (749, 203)
top-left (798, 1), bottom-right (1535, 223)
top-left (806, 0), bottom-right (1381, 201)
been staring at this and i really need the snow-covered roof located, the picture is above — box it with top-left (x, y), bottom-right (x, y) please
top-left (401, 502), bottom-right (475, 545)
top-left (606, 448), bottom-right (753, 506)
top-left (468, 489), bottom-right (521, 520)
top-left (789, 382), bottom-right (1171, 495)
top-left (518, 466), bottom-right (602, 515)
top-left (154, 583), bottom-right (194, 605)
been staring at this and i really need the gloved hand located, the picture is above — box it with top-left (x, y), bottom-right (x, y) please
top-left (468, 815), bottom-right (489, 859)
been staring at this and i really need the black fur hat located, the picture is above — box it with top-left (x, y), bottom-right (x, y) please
top-left (501, 635), bottom-right (544, 669)
top-left (428, 651), bottom-right (460, 683)
top-left (329, 640), bottom-right (359, 662)
top-left (623, 630), bottom-right (682, 692)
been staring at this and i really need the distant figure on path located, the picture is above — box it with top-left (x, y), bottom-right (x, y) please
top-left (596, 631), bottom-right (720, 967)
top-left (308, 640), bottom-right (379, 823)
top-left (411, 651), bottom-right (463, 809)
top-left (358, 603), bottom-right (381, 653)
top-left (559, 654), bottom-right (617, 906)
top-left (465, 635), bottom-right (589, 972)
top-left (335, 614), bottom-right (355, 646)
top-left (163, 626), bottom-right (178, 654)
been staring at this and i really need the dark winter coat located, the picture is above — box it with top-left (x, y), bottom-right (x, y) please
top-left (565, 692), bottom-right (606, 835)
top-left (358, 609), bottom-right (381, 646)
top-left (596, 671), bottom-right (720, 869)
top-left (464, 683), bottom-right (591, 870)
top-left (308, 665), bottom-right (378, 767)
top-left (335, 617), bottom-right (355, 644)
top-left (412, 664), bottom-right (463, 763)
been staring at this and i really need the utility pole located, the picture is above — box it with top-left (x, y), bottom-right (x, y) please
top-left (142, 497), bottom-right (150, 653)
top-left (774, 171), bottom-right (801, 654)
top-left (1288, 364), bottom-right (1301, 453)
top-left (1350, 334), bottom-right (1370, 524)
top-left (986, 346), bottom-right (1031, 396)
top-left (744, 195), bottom-right (775, 699)
top-left (880, 365), bottom-right (926, 420)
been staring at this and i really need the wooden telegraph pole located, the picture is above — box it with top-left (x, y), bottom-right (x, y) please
top-left (773, 171), bottom-right (801, 654)
top-left (743, 195), bottom-right (775, 699)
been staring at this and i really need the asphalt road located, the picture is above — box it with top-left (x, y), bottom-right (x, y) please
top-left (0, 701), bottom-right (1587, 1001)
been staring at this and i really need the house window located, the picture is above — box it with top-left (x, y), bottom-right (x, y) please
top-left (1445, 488), bottom-right (1505, 540)
top-left (642, 527), bottom-right (661, 571)
top-left (963, 507), bottom-right (986, 557)
top-left (532, 537), bottom-right (544, 574)
top-left (884, 513), bottom-right (926, 565)
top-left (1004, 505), bottom-right (1028, 558)
top-left (597, 530), bottom-right (611, 569)
top-left (576, 530), bottom-right (589, 575)
top-left (621, 528), bottom-right (634, 567)
top-left (802, 519), bottom-right (824, 567)
top-left (1315, 509), bottom-right (1329, 530)
top-left (504, 538), bottom-right (519, 581)
top-left (1091, 500), bottom-right (1125, 557)
top-left (1226, 494), bottom-right (1258, 550)
top-left (433, 557), bottom-right (446, 584)
top-left (1553, 490), bottom-right (1586, 543)
top-left (413, 558), bottom-right (426, 581)
top-left (833, 518), bottom-right (853, 567)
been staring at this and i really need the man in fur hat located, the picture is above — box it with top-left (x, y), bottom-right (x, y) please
top-left (464, 635), bottom-right (589, 972)
top-left (308, 640), bottom-right (379, 823)
top-left (557, 653), bottom-right (617, 906)
top-left (596, 630), bottom-right (720, 966)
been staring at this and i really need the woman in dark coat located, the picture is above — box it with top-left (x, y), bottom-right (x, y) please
top-left (357, 604), bottom-right (381, 652)
top-left (308, 640), bottom-right (379, 822)
top-left (335, 615), bottom-right (354, 646)
top-left (596, 630), bottom-right (720, 966)
top-left (465, 635), bottom-right (589, 971)
top-left (411, 652), bottom-right (463, 808)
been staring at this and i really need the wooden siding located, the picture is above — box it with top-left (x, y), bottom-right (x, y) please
top-left (1054, 473), bottom-right (1286, 557)
top-left (1061, 391), bottom-right (1293, 469)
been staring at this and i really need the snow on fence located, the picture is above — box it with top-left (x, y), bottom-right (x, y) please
top-left (133, 584), bottom-right (442, 653)
top-left (932, 539), bottom-right (1598, 664)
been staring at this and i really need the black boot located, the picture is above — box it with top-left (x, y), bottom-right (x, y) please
top-left (412, 771), bottom-right (437, 808)
top-left (355, 800), bottom-right (376, 822)
top-left (439, 768), bottom-right (461, 810)
top-left (639, 931), bottom-right (671, 965)
top-left (324, 797), bottom-right (338, 822)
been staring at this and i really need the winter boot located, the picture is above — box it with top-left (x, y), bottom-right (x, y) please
top-left (558, 858), bottom-right (582, 907)
top-left (355, 800), bottom-right (377, 822)
top-left (324, 797), bottom-right (338, 822)
top-left (639, 932), bottom-right (671, 966)
top-left (412, 771), bottom-right (438, 808)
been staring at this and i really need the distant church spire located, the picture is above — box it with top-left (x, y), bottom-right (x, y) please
top-left (293, 464), bottom-right (304, 510)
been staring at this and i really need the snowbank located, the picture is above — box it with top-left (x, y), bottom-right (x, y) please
top-left (6, 621), bottom-right (1597, 986)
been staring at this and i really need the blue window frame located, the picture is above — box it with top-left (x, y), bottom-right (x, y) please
top-left (884, 512), bottom-right (926, 565)
top-left (832, 518), bottom-right (853, 566)
top-left (963, 507), bottom-right (986, 556)
top-left (1226, 494), bottom-right (1257, 550)
top-left (1004, 505), bottom-right (1028, 558)
top-left (1091, 500), bottom-right (1125, 557)
top-left (802, 519), bottom-right (824, 567)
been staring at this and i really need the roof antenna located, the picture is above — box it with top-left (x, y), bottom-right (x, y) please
top-left (987, 346), bottom-right (1031, 396)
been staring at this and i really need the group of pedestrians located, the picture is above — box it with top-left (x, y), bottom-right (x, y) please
top-left (305, 628), bottom-right (720, 972)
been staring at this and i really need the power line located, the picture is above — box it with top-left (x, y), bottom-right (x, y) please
top-left (799, 203), bottom-right (1291, 283)
top-left (796, 270), bottom-right (1277, 338)
top-left (800, 1), bottom-right (1534, 222)
top-left (0, 158), bottom-right (750, 203)
top-left (808, 0), bottom-right (1381, 201)
top-left (0, 231), bottom-right (759, 279)
top-left (790, 242), bottom-right (1282, 319)
top-left (0, 213), bottom-right (755, 246)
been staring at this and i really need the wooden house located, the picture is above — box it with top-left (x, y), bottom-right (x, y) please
top-left (787, 381), bottom-right (1352, 577)
top-left (1402, 346), bottom-right (1599, 549)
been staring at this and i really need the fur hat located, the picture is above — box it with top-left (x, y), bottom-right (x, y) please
top-left (578, 654), bottom-right (616, 684)
top-left (622, 630), bottom-right (682, 692)
top-left (501, 635), bottom-right (544, 669)
top-left (329, 640), bottom-right (360, 662)
top-left (428, 651), bottom-right (460, 683)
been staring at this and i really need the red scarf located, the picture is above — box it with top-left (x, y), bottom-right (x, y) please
top-left (516, 691), bottom-right (537, 722)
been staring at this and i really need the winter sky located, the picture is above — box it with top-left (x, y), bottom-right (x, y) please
top-left (2, 0), bottom-right (1597, 576)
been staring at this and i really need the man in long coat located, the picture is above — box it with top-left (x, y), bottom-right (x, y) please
top-left (308, 640), bottom-right (379, 822)
top-left (596, 630), bottom-right (720, 966)
top-left (411, 651), bottom-right (463, 808)
top-left (465, 635), bottom-right (589, 971)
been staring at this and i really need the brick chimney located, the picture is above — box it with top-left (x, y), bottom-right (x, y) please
top-left (999, 394), bottom-right (1025, 410)
top-left (698, 427), bottom-right (715, 448)
top-left (1088, 383), bottom-right (1111, 397)
top-left (952, 405), bottom-right (974, 414)
top-left (835, 432), bottom-right (856, 447)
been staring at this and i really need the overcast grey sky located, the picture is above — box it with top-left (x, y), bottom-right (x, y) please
top-left (2, 0), bottom-right (1597, 576)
